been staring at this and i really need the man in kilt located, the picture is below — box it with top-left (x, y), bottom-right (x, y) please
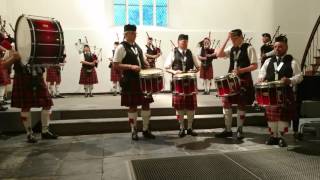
top-left (165, 34), bottom-right (200, 138)
top-left (79, 45), bottom-right (98, 97)
top-left (215, 29), bottom-right (258, 140)
top-left (46, 54), bottom-right (66, 98)
top-left (11, 53), bottom-right (58, 143)
top-left (197, 37), bottom-right (217, 95)
top-left (145, 37), bottom-right (161, 68)
top-left (113, 24), bottom-right (155, 140)
top-left (258, 35), bottom-right (303, 147)
top-left (109, 41), bottom-right (121, 96)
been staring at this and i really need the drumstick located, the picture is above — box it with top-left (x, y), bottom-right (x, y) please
top-left (9, 23), bottom-right (15, 33)
top-left (85, 36), bottom-right (89, 44)
top-left (116, 33), bottom-right (120, 42)
top-left (170, 40), bottom-right (176, 48)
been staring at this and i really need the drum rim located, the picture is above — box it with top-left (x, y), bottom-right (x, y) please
top-left (139, 68), bottom-right (163, 78)
top-left (255, 81), bottom-right (285, 88)
top-left (214, 73), bottom-right (238, 80)
top-left (173, 72), bottom-right (196, 79)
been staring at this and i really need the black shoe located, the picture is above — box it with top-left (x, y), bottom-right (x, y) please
top-left (27, 134), bottom-right (37, 143)
top-left (41, 131), bottom-right (58, 139)
top-left (206, 91), bottom-right (210, 95)
top-left (178, 129), bottom-right (186, 138)
top-left (187, 129), bottom-right (198, 136)
top-left (143, 130), bottom-right (156, 139)
top-left (293, 132), bottom-right (303, 141)
top-left (236, 127), bottom-right (244, 140)
top-left (215, 130), bottom-right (233, 138)
top-left (131, 131), bottom-right (139, 141)
top-left (55, 94), bottom-right (64, 98)
top-left (85, 94), bottom-right (88, 98)
top-left (278, 138), bottom-right (287, 147)
top-left (202, 92), bottom-right (207, 95)
top-left (0, 105), bottom-right (8, 111)
top-left (113, 92), bottom-right (117, 96)
top-left (0, 101), bottom-right (9, 105)
top-left (265, 136), bottom-right (279, 145)
top-left (89, 94), bottom-right (94, 97)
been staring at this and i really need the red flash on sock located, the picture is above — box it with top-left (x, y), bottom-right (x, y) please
top-left (128, 118), bottom-right (134, 124)
top-left (176, 115), bottom-right (180, 121)
top-left (284, 127), bottom-right (288, 133)
top-left (20, 117), bottom-right (27, 122)
top-left (240, 115), bottom-right (245, 120)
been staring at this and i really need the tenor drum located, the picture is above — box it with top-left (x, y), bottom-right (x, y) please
top-left (172, 72), bottom-right (197, 95)
top-left (139, 68), bottom-right (164, 94)
top-left (214, 73), bottom-right (241, 97)
top-left (255, 81), bottom-right (286, 107)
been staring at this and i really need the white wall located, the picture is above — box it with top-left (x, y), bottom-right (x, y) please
top-left (3, 0), bottom-right (320, 93)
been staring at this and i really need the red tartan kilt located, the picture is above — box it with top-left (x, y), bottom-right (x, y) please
top-left (172, 94), bottom-right (197, 110)
top-left (11, 74), bottom-right (53, 108)
top-left (222, 75), bottom-right (254, 108)
top-left (46, 67), bottom-right (61, 84)
top-left (0, 68), bottom-right (11, 85)
top-left (121, 79), bottom-right (154, 107)
top-left (110, 67), bottom-right (121, 82)
top-left (79, 68), bottom-right (98, 85)
top-left (200, 66), bottom-right (213, 79)
top-left (265, 90), bottom-right (296, 122)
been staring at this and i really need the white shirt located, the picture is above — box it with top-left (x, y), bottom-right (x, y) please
top-left (164, 48), bottom-right (200, 69)
top-left (224, 44), bottom-right (258, 64)
top-left (113, 42), bottom-right (143, 67)
top-left (258, 56), bottom-right (303, 86)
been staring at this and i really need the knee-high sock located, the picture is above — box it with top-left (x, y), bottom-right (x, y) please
top-left (177, 110), bottom-right (185, 129)
top-left (21, 112), bottom-right (33, 135)
top-left (204, 80), bottom-right (209, 92)
top-left (223, 108), bottom-right (233, 131)
top-left (41, 110), bottom-right (51, 133)
top-left (89, 85), bottom-right (93, 94)
top-left (186, 110), bottom-right (195, 129)
top-left (267, 121), bottom-right (278, 137)
top-left (278, 121), bottom-right (289, 137)
top-left (84, 85), bottom-right (89, 94)
top-left (208, 80), bottom-right (212, 92)
top-left (237, 110), bottom-right (245, 128)
top-left (141, 110), bottom-right (151, 131)
top-left (128, 112), bottom-right (138, 132)
top-left (55, 84), bottom-right (60, 95)
top-left (0, 85), bottom-right (6, 101)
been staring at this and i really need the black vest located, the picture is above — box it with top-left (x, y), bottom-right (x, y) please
top-left (200, 47), bottom-right (215, 67)
top-left (260, 44), bottom-right (273, 66)
top-left (121, 41), bottom-right (144, 79)
top-left (146, 45), bottom-right (158, 60)
top-left (172, 48), bottom-right (194, 72)
top-left (229, 43), bottom-right (251, 79)
top-left (82, 53), bottom-right (95, 69)
top-left (265, 55), bottom-right (293, 81)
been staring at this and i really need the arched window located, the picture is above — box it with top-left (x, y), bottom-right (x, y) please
top-left (114, 0), bottom-right (168, 27)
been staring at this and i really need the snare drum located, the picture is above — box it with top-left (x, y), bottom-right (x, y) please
top-left (139, 68), bottom-right (164, 94)
top-left (173, 72), bottom-right (197, 95)
top-left (15, 14), bottom-right (65, 66)
top-left (255, 81), bottom-right (286, 107)
top-left (214, 73), bottom-right (241, 97)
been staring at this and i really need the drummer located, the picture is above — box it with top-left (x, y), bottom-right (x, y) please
top-left (113, 24), bottom-right (156, 140)
top-left (215, 29), bottom-right (258, 139)
top-left (165, 34), bottom-right (200, 138)
top-left (258, 35), bottom-right (303, 147)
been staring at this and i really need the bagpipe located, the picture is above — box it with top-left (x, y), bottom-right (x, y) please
top-left (75, 36), bottom-right (103, 68)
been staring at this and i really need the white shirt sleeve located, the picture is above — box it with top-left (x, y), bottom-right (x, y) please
top-left (223, 46), bottom-right (232, 58)
top-left (290, 59), bottom-right (303, 86)
top-left (113, 44), bottom-right (126, 63)
top-left (164, 51), bottom-right (174, 69)
top-left (258, 58), bottom-right (271, 79)
top-left (247, 46), bottom-right (258, 64)
top-left (80, 53), bottom-right (85, 61)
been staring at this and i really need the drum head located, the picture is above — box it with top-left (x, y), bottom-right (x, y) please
top-left (140, 68), bottom-right (163, 78)
top-left (173, 72), bottom-right (196, 80)
top-left (15, 15), bottom-right (32, 65)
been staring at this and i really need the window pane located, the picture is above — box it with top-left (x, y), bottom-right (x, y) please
top-left (114, 5), bottom-right (126, 26)
top-left (142, 0), bottom-right (153, 6)
top-left (156, 0), bottom-right (167, 6)
top-left (128, 5), bottom-right (140, 25)
top-left (143, 6), bottom-right (153, 25)
top-left (128, 0), bottom-right (139, 5)
top-left (156, 6), bottom-right (167, 26)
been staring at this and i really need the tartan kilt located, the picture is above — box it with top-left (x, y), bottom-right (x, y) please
top-left (200, 66), bottom-right (213, 80)
top-left (147, 59), bottom-right (156, 68)
top-left (46, 67), bottom-right (61, 84)
top-left (110, 67), bottom-right (121, 82)
top-left (265, 89), bottom-right (296, 122)
top-left (121, 79), bottom-right (154, 107)
top-left (172, 94), bottom-right (197, 110)
top-left (222, 75), bottom-right (254, 108)
top-left (79, 68), bottom-right (98, 85)
top-left (0, 67), bottom-right (11, 85)
top-left (11, 74), bottom-right (53, 108)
